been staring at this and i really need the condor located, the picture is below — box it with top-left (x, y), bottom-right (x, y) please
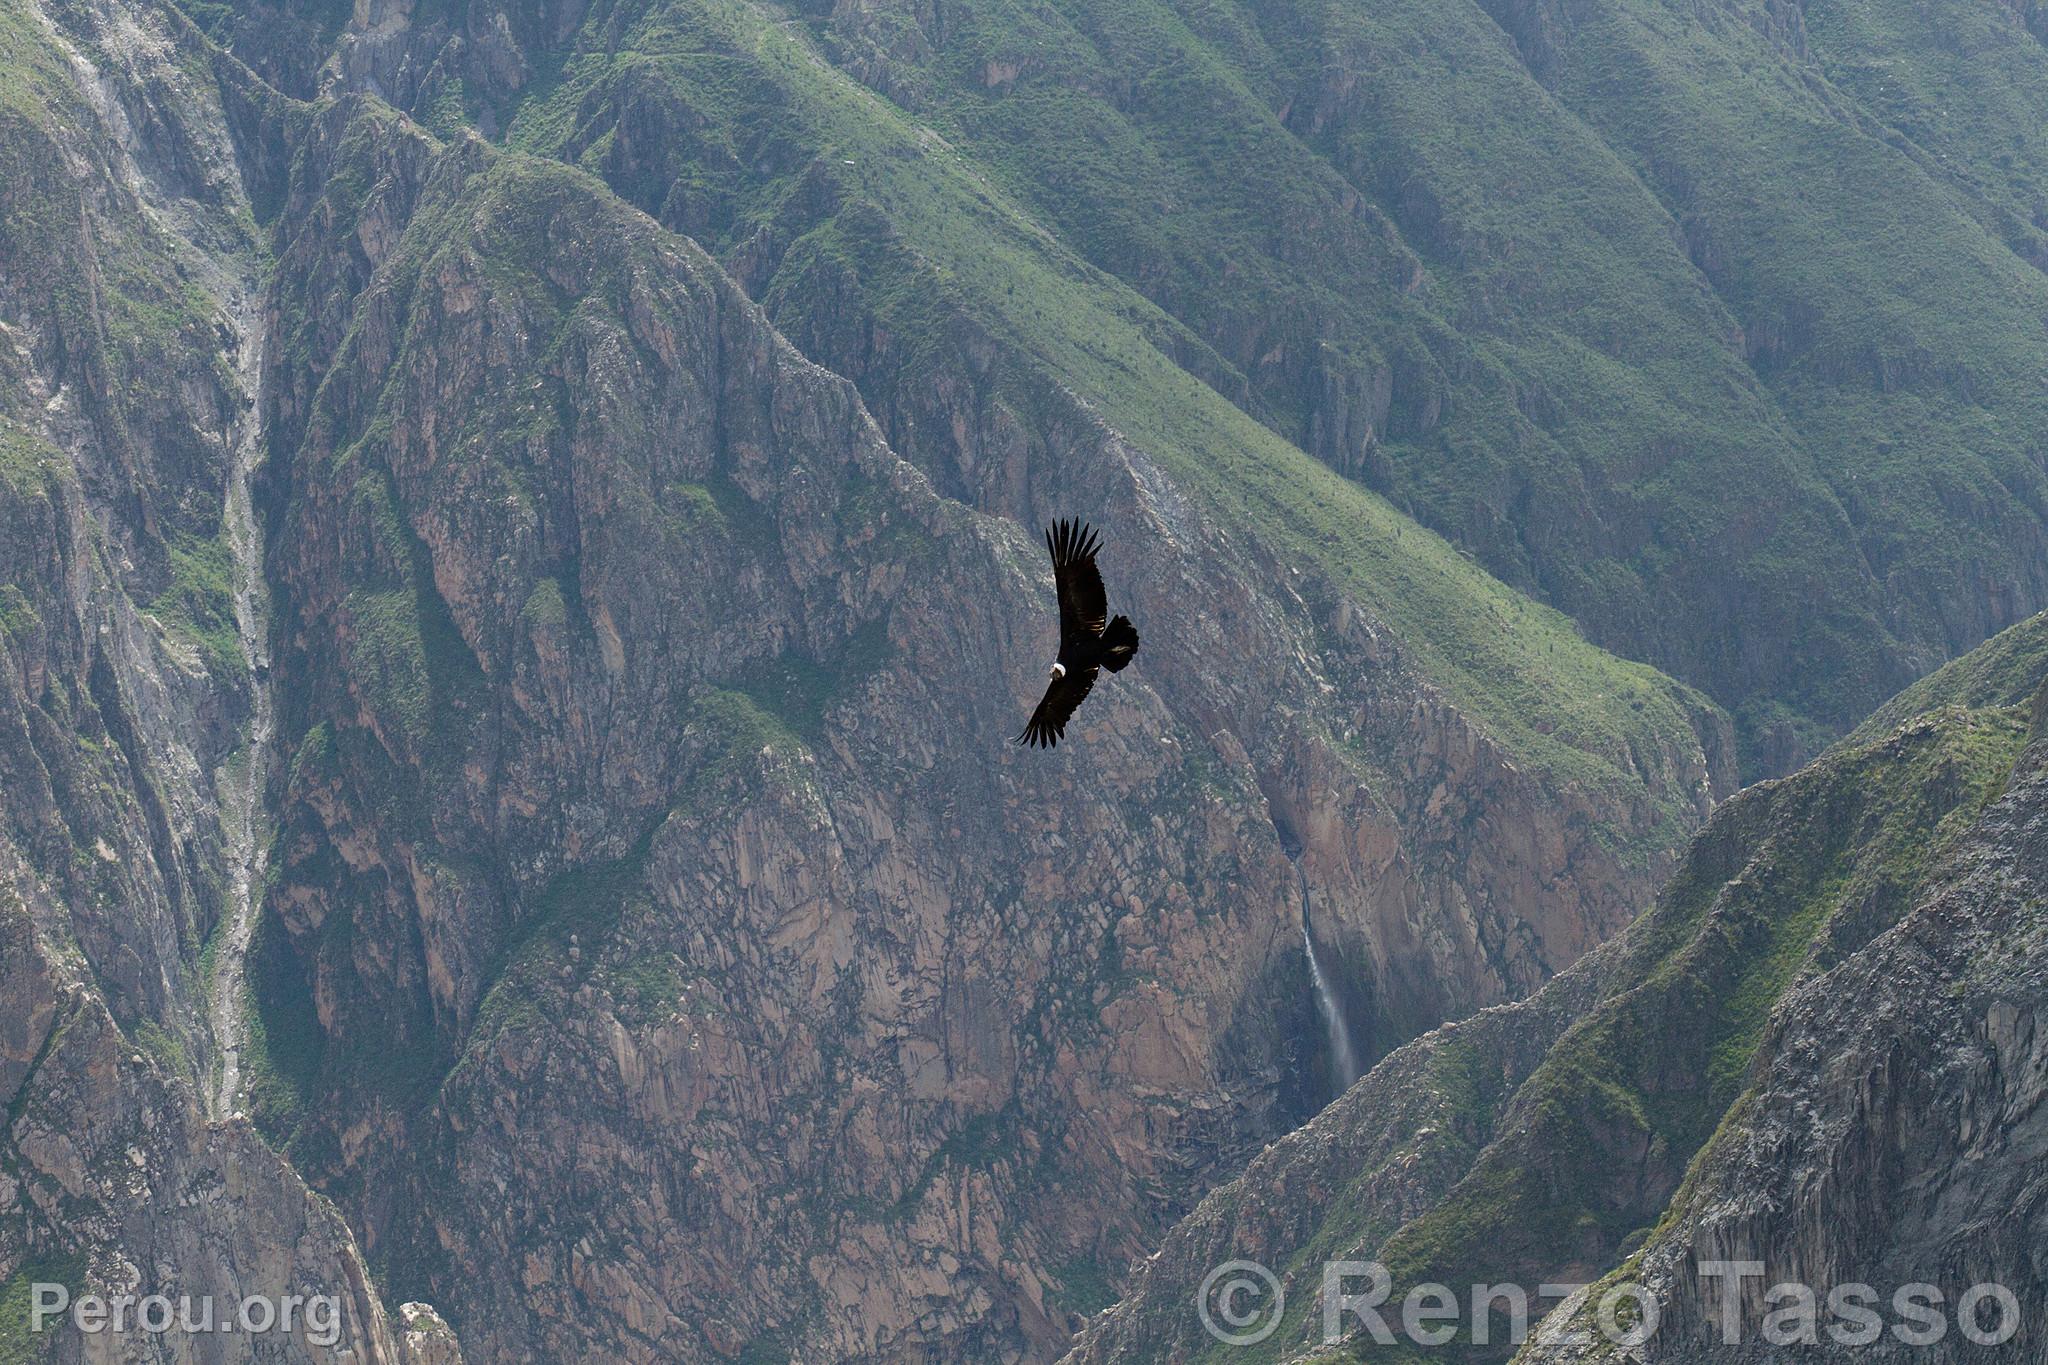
top-left (1016, 519), bottom-right (1140, 749)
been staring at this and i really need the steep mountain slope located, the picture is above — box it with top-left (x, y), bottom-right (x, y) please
top-left (0, 0), bottom-right (1738, 1356)
top-left (796, 0), bottom-right (1916, 768)
top-left (1526, 652), bottom-right (2048, 1361)
top-left (0, 0), bottom-right (427, 1355)
top-left (1069, 612), bottom-right (2048, 1363)
top-left (5, 0), bottom-right (2040, 1359)
top-left (235, 91), bottom-right (1724, 1362)
top-left (1466, 0), bottom-right (2048, 762)
top-left (264, 0), bottom-right (2048, 770)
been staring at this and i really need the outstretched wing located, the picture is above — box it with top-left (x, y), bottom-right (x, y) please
top-left (1047, 518), bottom-right (1109, 646)
top-left (1016, 666), bottom-right (1099, 748)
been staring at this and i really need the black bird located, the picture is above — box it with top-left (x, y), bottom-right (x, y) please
top-left (1016, 519), bottom-right (1140, 748)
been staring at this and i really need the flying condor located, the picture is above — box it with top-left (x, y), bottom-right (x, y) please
top-left (1016, 519), bottom-right (1140, 749)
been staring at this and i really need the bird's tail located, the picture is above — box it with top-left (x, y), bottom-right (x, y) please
top-left (1101, 615), bottom-right (1140, 672)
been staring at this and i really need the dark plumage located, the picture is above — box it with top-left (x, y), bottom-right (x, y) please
top-left (1016, 519), bottom-right (1140, 748)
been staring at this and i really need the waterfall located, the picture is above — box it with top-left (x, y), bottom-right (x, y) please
top-left (1297, 865), bottom-right (1361, 1095)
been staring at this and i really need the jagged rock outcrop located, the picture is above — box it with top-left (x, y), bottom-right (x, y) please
top-left (1069, 615), bottom-right (2048, 1364)
top-left (2, 914), bottom-right (404, 1362)
top-left (1525, 664), bottom-right (2048, 1361)
top-left (0, 0), bottom-right (448, 1356)
top-left (240, 89), bottom-right (1728, 1363)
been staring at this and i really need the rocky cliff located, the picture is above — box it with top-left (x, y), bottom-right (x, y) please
top-left (233, 93), bottom-right (1726, 1362)
top-left (263, 0), bottom-right (2048, 772)
top-left (3, 0), bottom-right (2040, 1359)
top-left (0, 0), bottom-right (1732, 1349)
top-left (1524, 643), bottom-right (2048, 1361)
top-left (0, 0), bottom-right (437, 1356)
top-left (1068, 613), bottom-right (2048, 1363)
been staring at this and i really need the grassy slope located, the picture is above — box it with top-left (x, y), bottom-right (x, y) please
top-left (1849, 610), bottom-right (2048, 746)
top-left (494, 0), bottom-right (1719, 833)
top-left (1799, 0), bottom-right (2048, 272)
top-left (1304, 616), bottom-right (2047, 1360)
top-left (761, 0), bottom-right (2048, 772)
top-left (0, 0), bottom-right (69, 130)
top-left (1373, 710), bottom-right (2024, 1294)
top-left (1476, 0), bottom-right (2048, 733)
top-left (801, 0), bottom-right (1870, 763)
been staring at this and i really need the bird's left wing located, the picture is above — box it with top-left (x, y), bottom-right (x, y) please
top-left (1016, 667), bottom-right (1099, 748)
top-left (1047, 518), bottom-right (1109, 644)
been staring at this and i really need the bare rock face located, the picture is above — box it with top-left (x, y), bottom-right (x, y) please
top-left (1061, 942), bottom-right (1614, 1363)
top-left (242, 94), bottom-right (1729, 1364)
top-left (0, 0), bottom-right (443, 1356)
top-left (1527, 673), bottom-right (2048, 1362)
top-left (2, 929), bottom-right (403, 1363)
top-left (398, 1302), bottom-right (465, 1364)
top-left (1068, 620), bottom-right (2048, 1364)
top-left (1, 0), bottom-right (1734, 1358)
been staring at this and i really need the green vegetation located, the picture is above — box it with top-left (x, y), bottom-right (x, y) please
top-left (1058, 617), bottom-right (2043, 1358)
top-left (0, 0), bottom-right (2038, 1355)
top-left (129, 1019), bottom-right (192, 1080)
top-left (0, 1252), bottom-right (83, 1364)
top-left (0, 422), bottom-right (59, 499)
top-left (145, 532), bottom-right (241, 678)
top-left (0, 0), bottom-right (72, 114)
top-left (0, 433), bottom-right (60, 676)
top-left (334, 472), bottom-right (487, 756)
top-left (457, 826), bottom-right (661, 1068)
top-left (1, 0), bottom-right (263, 725)
top-left (493, 0), bottom-right (1721, 834)
top-left (1185, 1037), bottom-right (1510, 1364)
top-left (1850, 611), bottom-right (2048, 745)
top-left (284, 720), bottom-right (336, 790)
top-left (683, 687), bottom-right (807, 791)
top-left (343, 586), bottom-right (433, 736)
top-left (0, 585), bottom-right (37, 643)
top-left (1353, 696), bottom-right (2031, 1357)
top-left (1049, 1254), bottom-right (1118, 1318)
top-left (888, 1107), bottom-right (1024, 1221)
top-left (824, 0), bottom-right (1846, 611)
top-left (419, 76), bottom-right (469, 138)
top-left (241, 905), bottom-right (324, 1142)
top-left (732, 620), bottom-right (891, 743)
top-left (518, 576), bottom-right (568, 631)
top-left (462, 0), bottom-right (2048, 773)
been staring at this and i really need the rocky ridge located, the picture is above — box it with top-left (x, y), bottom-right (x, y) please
top-left (237, 93), bottom-right (1726, 1362)
top-left (1064, 614), bottom-right (2048, 1364)
top-left (0, 0), bottom-right (444, 1354)
top-left (1525, 649), bottom-right (2048, 1360)
top-left (259, 0), bottom-right (2048, 771)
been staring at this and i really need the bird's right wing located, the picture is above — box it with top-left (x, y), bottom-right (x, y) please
top-left (1016, 667), bottom-right (1099, 748)
top-left (1047, 518), bottom-right (1109, 645)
